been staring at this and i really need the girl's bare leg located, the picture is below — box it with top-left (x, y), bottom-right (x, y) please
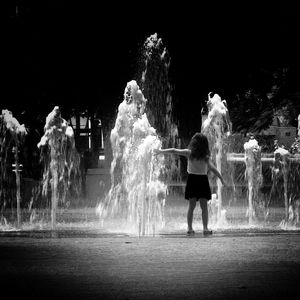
top-left (199, 198), bottom-right (209, 231)
top-left (187, 198), bottom-right (197, 231)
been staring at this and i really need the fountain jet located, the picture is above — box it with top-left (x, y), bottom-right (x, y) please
top-left (272, 146), bottom-right (291, 227)
top-left (140, 33), bottom-right (181, 184)
top-left (202, 93), bottom-right (231, 227)
top-left (244, 137), bottom-right (263, 224)
top-left (0, 109), bottom-right (27, 228)
top-left (38, 106), bottom-right (81, 229)
top-left (96, 81), bottom-right (167, 236)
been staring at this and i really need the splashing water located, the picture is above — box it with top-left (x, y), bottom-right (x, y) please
top-left (38, 106), bottom-right (81, 229)
top-left (226, 138), bottom-right (300, 230)
top-left (272, 146), bottom-right (296, 229)
top-left (140, 33), bottom-right (181, 183)
top-left (0, 109), bottom-right (27, 227)
top-left (244, 137), bottom-right (263, 224)
top-left (96, 80), bottom-right (167, 236)
top-left (202, 93), bottom-right (231, 228)
top-left (1, 110), bottom-right (27, 135)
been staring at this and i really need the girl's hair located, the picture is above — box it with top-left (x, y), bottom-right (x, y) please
top-left (188, 132), bottom-right (210, 160)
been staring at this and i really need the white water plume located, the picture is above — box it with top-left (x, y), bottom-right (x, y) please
top-left (96, 80), bottom-right (167, 236)
top-left (38, 106), bottom-right (81, 229)
top-left (244, 137), bottom-right (263, 224)
top-left (140, 33), bottom-right (181, 183)
top-left (202, 93), bottom-right (231, 228)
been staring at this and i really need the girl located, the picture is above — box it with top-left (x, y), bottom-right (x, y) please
top-left (154, 132), bottom-right (226, 235)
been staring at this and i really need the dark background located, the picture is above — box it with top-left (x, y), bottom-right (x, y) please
top-left (3, 1), bottom-right (300, 134)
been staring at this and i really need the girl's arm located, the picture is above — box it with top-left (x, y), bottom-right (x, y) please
top-left (208, 159), bottom-right (226, 186)
top-left (154, 148), bottom-right (190, 157)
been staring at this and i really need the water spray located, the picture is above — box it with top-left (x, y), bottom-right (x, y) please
top-left (244, 136), bottom-right (263, 224)
top-left (202, 93), bottom-right (231, 227)
top-left (0, 110), bottom-right (27, 228)
top-left (96, 81), bottom-right (167, 236)
top-left (38, 106), bottom-right (81, 229)
top-left (140, 33), bottom-right (181, 184)
top-left (271, 146), bottom-right (290, 227)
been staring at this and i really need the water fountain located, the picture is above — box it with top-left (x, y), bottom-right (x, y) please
top-left (96, 80), bottom-right (167, 236)
top-left (0, 109), bottom-right (27, 228)
top-left (139, 33), bottom-right (181, 184)
top-left (0, 31), bottom-right (299, 235)
top-left (272, 147), bottom-right (290, 226)
top-left (227, 137), bottom-right (300, 229)
top-left (270, 143), bottom-right (300, 228)
top-left (95, 34), bottom-right (181, 236)
top-left (200, 91), bottom-right (300, 230)
top-left (202, 92), bottom-right (232, 227)
top-left (243, 137), bottom-right (263, 224)
top-left (37, 106), bottom-right (81, 229)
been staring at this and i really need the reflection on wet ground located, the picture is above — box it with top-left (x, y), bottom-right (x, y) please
top-left (1, 228), bottom-right (299, 239)
top-left (1, 206), bottom-right (299, 239)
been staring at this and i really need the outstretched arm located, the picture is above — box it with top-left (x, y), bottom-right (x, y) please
top-left (154, 148), bottom-right (190, 157)
top-left (208, 159), bottom-right (226, 186)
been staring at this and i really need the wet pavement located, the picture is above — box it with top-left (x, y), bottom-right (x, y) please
top-left (1, 228), bottom-right (300, 300)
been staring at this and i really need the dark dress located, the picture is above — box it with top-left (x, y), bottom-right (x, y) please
top-left (185, 173), bottom-right (212, 201)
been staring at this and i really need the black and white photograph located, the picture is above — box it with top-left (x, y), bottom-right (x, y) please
top-left (1, 1), bottom-right (300, 299)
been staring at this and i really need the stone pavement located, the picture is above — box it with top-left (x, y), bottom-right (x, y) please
top-left (0, 230), bottom-right (299, 299)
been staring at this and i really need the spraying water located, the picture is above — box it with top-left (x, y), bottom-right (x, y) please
top-left (202, 93), bottom-right (231, 227)
top-left (288, 136), bottom-right (300, 227)
top-left (140, 33), bottom-right (181, 183)
top-left (271, 146), bottom-right (293, 228)
top-left (37, 106), bottom-right (81, 229)
top-left (96, 80), bottom-right (167, 236)
top-left (244, 137), bottom-right (263, 224)
top-left (0, 109), bottom-right (27, 227)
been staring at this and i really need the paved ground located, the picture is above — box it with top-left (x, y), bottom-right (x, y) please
top-left (1, 229), bottom-right (300, 300)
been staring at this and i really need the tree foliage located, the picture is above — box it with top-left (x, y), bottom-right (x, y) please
top-left (228, 66), bottom-right (299, 134)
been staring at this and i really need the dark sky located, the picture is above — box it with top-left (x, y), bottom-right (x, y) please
top-left (4, 2), bottom-right (300, 122)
